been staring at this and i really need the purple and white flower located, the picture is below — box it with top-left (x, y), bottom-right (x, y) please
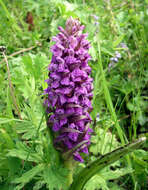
top-left (108, 51), bottom-right (122, 70)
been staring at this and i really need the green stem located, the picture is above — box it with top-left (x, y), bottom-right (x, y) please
top-left (64, 158), bottom-right (77, 187)
top-left (70, 136), bottom-right (146, 190)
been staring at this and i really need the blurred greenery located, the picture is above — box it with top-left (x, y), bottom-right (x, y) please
top-left (0, 0), bottom-right (148, 190)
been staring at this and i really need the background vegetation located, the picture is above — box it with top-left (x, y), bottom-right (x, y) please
top-left (0, 0), bottom-right (147, 190)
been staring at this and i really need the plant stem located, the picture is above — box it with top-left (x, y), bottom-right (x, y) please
top-left (2, 51), bottom-right (22, 120)
top-left (0, 42), bottom-right (41, 64)
top-left (64, 158), bottom-right (77, 187)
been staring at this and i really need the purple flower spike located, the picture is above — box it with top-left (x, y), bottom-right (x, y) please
top-left (44, 17), bottom-right (93, 162)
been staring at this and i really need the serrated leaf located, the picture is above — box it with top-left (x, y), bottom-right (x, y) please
top-left (85, 175), bottom-right (109, 190)
top-left (85, 167), bottom-right (133, 190)
top-left (43, 165), bottom-right (69, 190)
top-left (15, 111), bottom-right (46, 140)
top-left (13, 164), bottom-right (44, 184)
top-left (15, 121), bottom-right (36, 140)
top-left (134, 149), bottom-right (148, 160)
top-left (7, 142), bottom-right (42, 163)
top-left (90, 128), bottom-right (119, 155)
top-left (108, 182), bottom-right (125, 190)
top-left (101, 167), bottom-right (133, 180)
top-left (33, 180), bottom-right (46, 190)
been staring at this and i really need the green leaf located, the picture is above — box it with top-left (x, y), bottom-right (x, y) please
top-left (89, 45), bottom-right (97, 61)
top-left (113, 34), bottom-right (125, 47)
top-left (85, 175), bottom-right (109, 190)
top-left (15, 121), bottom-right (37, 140)
top-left (132, 150), bottom-right (148, 168)
top-left (13, 164), bottom-right (44, 189)
top-left (0, 128), bottom-right (14, 148)
top-left (101, 47), bottom-right (114, 56)
top-left (71, 137), bottom-right (146, 190)
top-left (108, 182), bottom-right (125, 190)
top-left (33, 180), bottom-right (46, 190)
top-left (0, 118), bottom-right (23, 125)
top-left (22, 55), bottom-right (35, 77)
top-left (90, 128), bottom-right (119, 155)
top-left (34, 54), bottom-right (48, 80)
top-left (7, 157), bottom-right (22, 176)
top-left (80, 160), bottom-right (133, 190)
top-left (43, 165), bottom-right (69, 190)
top-left (101, 168), bottom-right (133, 180)
top-left (127, 102), bottom-right (138, 111)
top-left (7, 142), bottom-right (42, 163)
top-left (0, 184), bottom-right (14, 190)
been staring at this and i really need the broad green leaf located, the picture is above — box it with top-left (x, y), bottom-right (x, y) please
top-left (85, 174), bottom-right (109, 190)
top-left (43, 165), bottom-right (69, 190)
top-left (90, 128), bottom-right (119, 155)
top-left (71, 137), bottom-right (146, 190)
